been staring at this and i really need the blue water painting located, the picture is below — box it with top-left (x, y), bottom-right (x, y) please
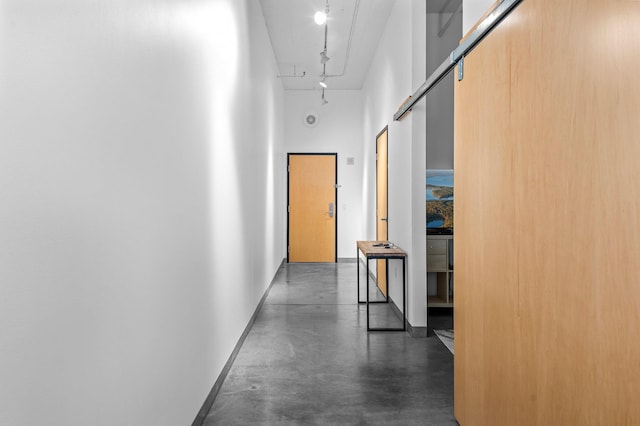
top-left (427, 219), bottom-right (445, 227)
top-left (426, 170), bottom-right (453, 200)
top-left (426, 169), bottom-right (453, 230)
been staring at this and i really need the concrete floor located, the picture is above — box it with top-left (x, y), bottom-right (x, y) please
top-left (204, 262), bottom-right (456, 425)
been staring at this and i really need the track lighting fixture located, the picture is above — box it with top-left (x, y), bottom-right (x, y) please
top-left (321, 89), bottom-right (328, 106)
top-left (317, 0), bottom-right (330, 104)
top-left (314, 0), bottom-right (329, 25)
top-left (319, 73), bottom-right (327, 88)
top-left (314, 11), bottom-right (327, 25)
top-left (320, 50), bottom-right (330, 64)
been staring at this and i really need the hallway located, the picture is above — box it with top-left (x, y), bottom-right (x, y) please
top-left (204, 262), bottom-right (455, 425)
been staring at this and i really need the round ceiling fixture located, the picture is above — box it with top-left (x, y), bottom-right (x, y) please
top-left (303, 111), bottom-right (319, 128)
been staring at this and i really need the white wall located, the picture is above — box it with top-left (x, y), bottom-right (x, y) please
top-left (409, 0), bottom-right (428, 329)
top-left (0, 1), bottom-right (285, 425)
top-left (361, 0), bottom-right (427, 329)
top-left (284, 90), bottom-right (363, 259)
top-left (463, 0), bottom-right (496, 35)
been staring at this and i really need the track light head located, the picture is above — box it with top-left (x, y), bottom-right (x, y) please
top-left (314, 11), bottom-right (327, 25)
top-left (321, 89), bottom-right (328, 106)
top-left (320, 50), bottom-right (330, 64)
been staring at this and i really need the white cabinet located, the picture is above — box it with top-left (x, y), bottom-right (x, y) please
top-left (427, 235), bottom-right (453, 307)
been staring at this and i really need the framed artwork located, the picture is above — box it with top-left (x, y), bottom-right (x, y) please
top-left (426, 169), bottom-right (453, 234)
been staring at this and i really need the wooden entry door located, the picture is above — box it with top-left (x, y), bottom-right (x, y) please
top-left (288, 154), bottom-right (337, 262)
top-left (376, 127), bottom-right (388, 295)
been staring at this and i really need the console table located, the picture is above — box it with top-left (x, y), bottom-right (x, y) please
top-left (356, 241), bottom-right (407, 331)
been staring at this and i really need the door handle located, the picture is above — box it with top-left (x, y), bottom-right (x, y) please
top-left (380, 217), bottom-right (388, 222)
top-left (327, 202), bottom-right (334, 218)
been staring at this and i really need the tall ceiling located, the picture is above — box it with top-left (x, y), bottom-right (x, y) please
top-left (258, 0), bottom-right (464, 91)
top-left (258, 0), bottom-right (397, 91)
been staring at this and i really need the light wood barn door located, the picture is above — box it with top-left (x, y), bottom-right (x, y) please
top-left (454, 1), bottom-right (640, 424)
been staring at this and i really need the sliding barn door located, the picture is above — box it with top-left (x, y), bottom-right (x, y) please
top-left (454, 1), bottom-right (640, 425)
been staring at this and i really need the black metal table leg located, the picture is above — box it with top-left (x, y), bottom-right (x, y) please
top-left (385, 259), bottom-right (389, 303)
top-left (366, 256), bottom-right (407, 332)
top-left (356, 242), bottom-right (407, 332)
top-left (357, 247), bottom-right (360, 302)
top-left (366, 257), bottom-right (370, 330)
top-left (402, 257), bottom-right (406, 331)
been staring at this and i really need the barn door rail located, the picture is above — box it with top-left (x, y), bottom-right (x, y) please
top-left (393, 0), bottom-right (523, 121)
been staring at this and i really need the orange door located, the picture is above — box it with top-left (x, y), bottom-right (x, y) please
top-left (376, 128), bottom-right (388, 296)
top-left (288, 154), bottom-right (337, 262)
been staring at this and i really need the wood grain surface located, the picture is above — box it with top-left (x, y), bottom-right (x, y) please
top-left (454, 0), bottom-right (640, 424)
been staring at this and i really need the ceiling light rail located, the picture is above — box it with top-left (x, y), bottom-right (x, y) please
top-left (317, 0), bottom-right (331, 104)
top-left (393, 0), bottom-right (524, 121)
top-left (319, 0), bottom-right (360, 80)
top-left (277, 72), bottom-right (307, 78)
top-left (276, 65), bottom-right (307, 79)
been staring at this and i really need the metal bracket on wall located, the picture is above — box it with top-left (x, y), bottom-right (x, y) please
top-left (457, 56), bottom-right (464, 81)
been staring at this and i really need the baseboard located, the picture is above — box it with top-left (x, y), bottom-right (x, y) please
top-left (192, 258), bottom-right (285, 426)
top-left (388, 296), bottom-right (404, 322)
top-left (387, 297), bottom-right (426, 337)
top-left (407, 322), bottom-right (428, 338)
top-left (337, 257), bottom-right (357, 263)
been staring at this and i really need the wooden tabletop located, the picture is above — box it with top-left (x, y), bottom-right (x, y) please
top-left (357, 241), bottom-right (407, 258)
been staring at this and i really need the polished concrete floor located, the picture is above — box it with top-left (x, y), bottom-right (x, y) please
top-left (204, 262), bottom-right (456, 425)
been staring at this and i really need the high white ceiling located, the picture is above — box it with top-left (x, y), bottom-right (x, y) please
top-left (258, 0), bottom-right (464, 91)
top-left (258, 0), bottom-right (397, 91)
